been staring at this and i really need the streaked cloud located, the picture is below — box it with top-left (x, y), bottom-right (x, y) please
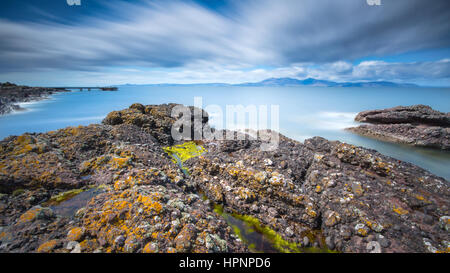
top-left (0, 0), bottom-right (449, 85)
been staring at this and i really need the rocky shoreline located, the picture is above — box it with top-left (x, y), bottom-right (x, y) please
top-left (347, 105), bottom-right (450, 150)
top-left (0, 82), bottom-right (69, 115)
top-left (0, 103), bottom-right (449, 253)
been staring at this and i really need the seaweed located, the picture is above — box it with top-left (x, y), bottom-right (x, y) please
top-left (163, 141), bottom-right (207, 176)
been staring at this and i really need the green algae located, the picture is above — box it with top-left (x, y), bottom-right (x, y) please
top-left (163, 141), bottom-right (207, 176)
top-left (46, 186), bottom-right (103, 217)
top-left (165, 143), bottom-right (336, 253)
top-left (44, 188), bottom-right (85, 206)
top-left (43, 185), bottom-right (102, 207)
top-left (213, 203), bottom-right (337, 253)
top-left (12, 188), bottom-right (25, 197)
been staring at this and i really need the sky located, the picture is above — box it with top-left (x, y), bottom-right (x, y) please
top-left (0, 0), bottom-right (449, 86)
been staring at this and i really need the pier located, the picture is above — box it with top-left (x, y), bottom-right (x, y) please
top-left (50, 86), bottom-right (118, 91)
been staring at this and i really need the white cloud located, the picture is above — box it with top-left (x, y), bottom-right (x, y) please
top-left (0, 0), bottom-right (449, 85)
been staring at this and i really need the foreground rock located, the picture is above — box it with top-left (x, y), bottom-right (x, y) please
top-left (347, 105), bottom-right (450, 150)
top-left (0, 104), bottom-right (245, 253)
top-left (0, 82), bottom-right (69, 115)
top-left (0, 103), bottom-right (449, 253)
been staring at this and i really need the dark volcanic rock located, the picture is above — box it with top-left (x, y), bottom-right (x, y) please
top-left (354, 105), bottom-right (450, 126)
top-left (102, 103), bottom-right (209, 145)
top-left (348, 105), bottom-right (450, 150)
top-left (0, 82), bottom-right (69, 115)
top-left (0, 103), bottom-right (449, 253)
top-left (185, 135), bottom-right (450, 253)
top-left (0, 103), bottom-right (245, 253)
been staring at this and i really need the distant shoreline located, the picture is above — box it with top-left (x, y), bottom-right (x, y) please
top-left (116, 77), bottom-right (430, 88)
top-left (0, 82), bottom-right (70, 116)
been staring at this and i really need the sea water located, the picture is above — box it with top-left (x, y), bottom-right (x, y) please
top-left (0, 85), bottom-right (449, 180)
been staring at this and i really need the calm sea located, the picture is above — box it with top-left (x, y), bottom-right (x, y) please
top-left (1, 85), bottom-right (449, 180)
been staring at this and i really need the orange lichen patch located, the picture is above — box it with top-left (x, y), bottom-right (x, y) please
top-left (113, 169), bottom-right (164, 191)
top-left (324, 211), bottom-right (341, 227)
top-left (351, 182), bottom-right (364, 196)
top-left (267, 172), bottom-right (294, 190)
top-left (227, 166), bottom-right (257, 183)
top-left (435, 247), bottom-right (450, 253)
top-left (174, 224), bottom-right (197, 252)
top-left (110, 156), bottom-right (132, 169)
top-left (11, 135), bottom-right (35, 155)
top-left (393, 205), bottom-right (409, 215)
top-left (413, 194), bottom-right (432, 204)
top-left (36, 239), bottom-right (59, 253)
top-left (415, 194), bottom-right (425, 201)
top-left (289, 194), bottom-right (305, 206)
top-left (142, 242), bottom-right (158, 253)
top-left (253, 171), bottom-right (267, 183)
top-left (67, 227), bottom-right (85, 241)
top-left (80, 186), bottom-right (169, 251)
top-left (234, 187), bottom-right (256, 202)
top-left (363, 219), bottom-right (383, 233)
top-left (0, 150), bottom-right (69, 189)
top-left (114, 177), bottom-right (132, 191)
top-left (203, 184), bottom-right (224, 203)
top-left (0, 231), bottom-right (12, 242)
top-left (305, 205), bottom-right (317, 218)
top-left (268, 174), bottom-right (284, 189)
top-left (14, 134), bottom-right (34, 146)
top-left (315, 185), bottom-right (322, 193)
top-left (81, 153), bottom-right (134, 173)
top-left (166, 248), bottom-right (177, 253)
top-left (18, 207), bottom-right (41, 224)
top-left (148, 107), bottom-right (165, 118)
top-left (357, 228), bottom-right (368, 237)
top-left (63, 126), bottom-right (83, 136)
top-left (79, 239), bottom-right (98, 252)
top-left (137, 194), bottom-right (163, 214)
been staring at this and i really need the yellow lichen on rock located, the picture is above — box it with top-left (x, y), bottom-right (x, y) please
top-left (67, 227), bottom-right (85, 242)
top-left (393, 205), bottom-right (409, 215)
top-left (18, 207), bottom-right (41, 224)
top-left (163, 141), bottom-right (207, 164)
top-left (37, 239), bottom-right (59, 253)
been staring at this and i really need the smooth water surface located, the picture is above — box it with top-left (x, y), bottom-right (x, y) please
top-left (0, 86), bottom-right (449, 179)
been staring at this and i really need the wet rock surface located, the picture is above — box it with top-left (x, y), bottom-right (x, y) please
top-left (347, 105), bottom-right (450, 150)
top-left (185, 134), bottom-right (449, 253)
top-left (0, 103), bottom-right (449, 253)
top-left (0, 82), bottom-right (69, 115)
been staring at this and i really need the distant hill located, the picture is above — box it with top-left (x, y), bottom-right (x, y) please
top-left (118, 77), bottom-right (419, 87)
top-left (236, 77), bottom-right (419, 87)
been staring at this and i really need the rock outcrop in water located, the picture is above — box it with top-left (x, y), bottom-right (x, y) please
top-left (0, 103), bottom-right (449, 253)
top-left (0, 82), bottom-right (68, 115)
top-left (347, 105), bottom-right (450, 150)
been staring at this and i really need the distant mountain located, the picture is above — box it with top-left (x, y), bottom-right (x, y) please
top-left (119, 83), bottom-right (231, 87)
top-left (236, 77), bottom-right (419, 87)
top-left (118, 77), bottom-right (419, 87)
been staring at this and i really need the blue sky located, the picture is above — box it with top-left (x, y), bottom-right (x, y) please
top-left (0, 0), bottom-right (449, 86)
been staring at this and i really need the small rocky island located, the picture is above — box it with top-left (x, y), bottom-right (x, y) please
top-left (0, 82), bottom-right (70, 115)
top-left (0, 103), bottom-right (449, 253)
top-left (347, 105), bottom-right (450, 150)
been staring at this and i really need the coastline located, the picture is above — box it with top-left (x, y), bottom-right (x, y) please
top-left (0, 82), bottom-right (69, 116)
top-left (0, 102), bottom-right (448, 253)
top-left (7, 95), bottom-right (56, 116)
top-left (346, 105), bottom-right (450, 151)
